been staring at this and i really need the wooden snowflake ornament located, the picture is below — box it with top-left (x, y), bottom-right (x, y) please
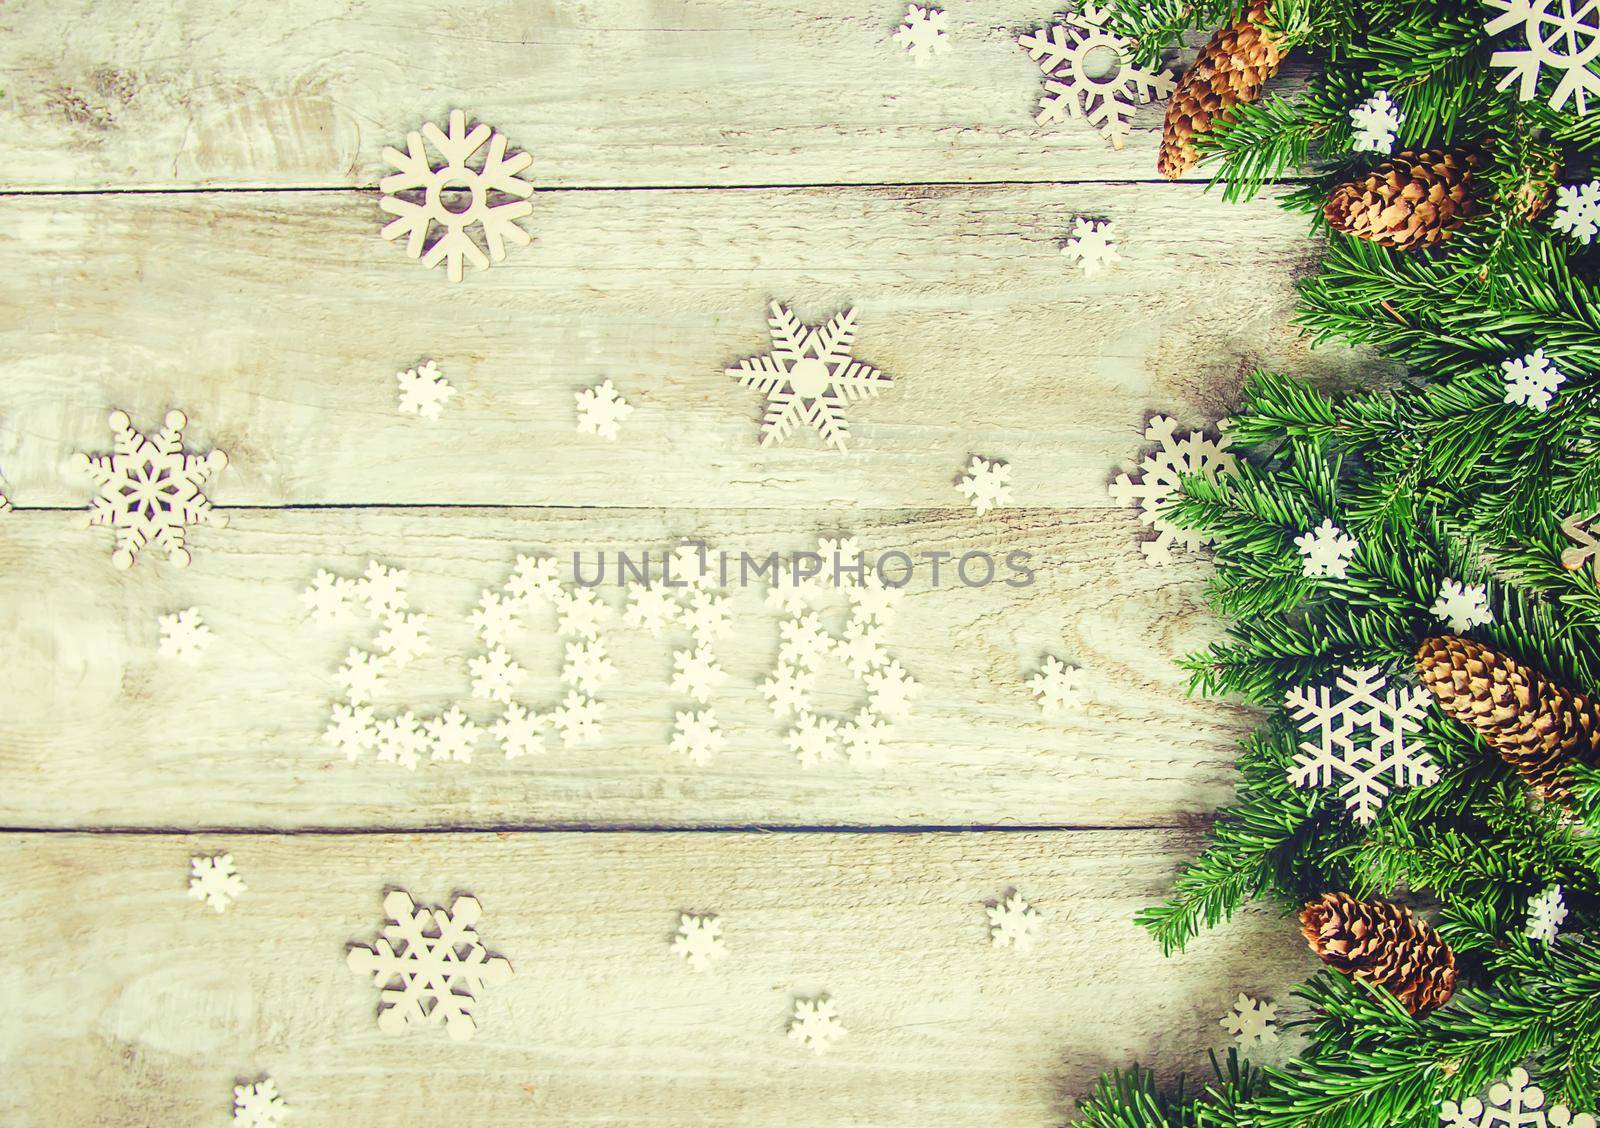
top-left (188, 853), bottom-right (246, 913)
top-left (671, 912), bottom-right (727, 971)
top-left (1485, 0), bottom-right (1600, 116)
top-left (1108, 415), bottom-right (1234, 566)
top-left (1017, 6), bottom-right (1175, 148)
top-left (788, 996), bottom-right (846, 1054)
top-left (1220, 993), bottom-right (1278, 1046)
top-left (1443, 1067), bottom-right (1597, 1128)
top-left (987, 888), bottom-right (1041, 952)
top-left (1561, 510), bottom-right (1600, 580)
top-left (894, 4), bottom-right (950, 63)
top-left (232, 1077), bottom-right (288, 1127)
top-left (74, 410), bottom-right (228, 569)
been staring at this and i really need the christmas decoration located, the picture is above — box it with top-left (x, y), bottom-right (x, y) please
top-left (836, 618), bottom-right (888, 675)
top-left (1442, 1068), bottom-right (1598, 1128)
top-left (1294, 519), bottom-right (1359, 579)
top-left (1219, 993), bottom-right (1278, 1047)
top-left (893, 4), bottom-right (949, 64)
top-left (574, 380), bottom-right (634, 440)
top-left (840, 707), bottom-right (894, 767)
top-left (1300, 892), bottom-right (1458, 1015)
top-left (301, 569), bottom-right (359, 626)
top-left (1323, 149), bottom-right (1482, 250)
top-left (1157, 0), bottom-right (1285, 177)
top-left (725, 302), bottom-right (891, 452)
top-left (73, 409), bottom-right (228, 569)
top-left (864, 660), bottom-right (919, 720)
top-left (346, 890), bottom-right (514, 1041)
top-left (374, 711), bottom-right (428, 770)
top-left (561, 639), bottom-right (615, 692)
top-left (1560, 510), bottom-right (1600, 580)
top-left (157, 608), bottom-right (212, 663)
top-left (188, 854), bottom-right (245, 913)
top-left (1017, 6), bottom-right (1175, 150)
top-left (778, 611), bottom-right (834, 670)
top-left (1501, 348), bottom-right (1566, 412)
top-left (956, 455), bottom-right (1012, 515)
top-left (1060, 217), bottom-right (1121, 278)
top-left (787, 711), bottom-right (841, 767)
top-left (379, 110), bottom-right (534, 282)
top-left (1430, 579), bottom-right (1494, 632)
top-left (468, 645), bottom-right (525, 703)
top-left (623, 585), bottom-right (681, 634)
top-left (761, 662), bottom-right (814, 719)
top-left (1028, 655), bottom-right (1085, 715)
top-left (671, 913), bottom-right (727, 971)
top-left (396, 360), bottom-right (454, 420)
top-left (986, 888), bottom-right (1040, 953)
top-left (1553, 179), bottom-right (1600, 243)
top-left (335, 647), bottom-right (388, 705)
top-left (1349, 89), bottom-right (1403, 152)
top-left (550, 690), bottom-right (604, 746)
top-left (670, 708), bottom-right (725, 765)
top-left (1107, 415), bottom-right (1235, 566)
top-left (489, 702), bottom-right (546, 759)
top-left (232, 1078), bottom-right (288, 1127)
top-left (324, 703), bottom-right (377, 762)
top-left (788, 996), bottom-right (846, 1054)
top-left (1485, 0), bottom-right (1600, 115)
top-left (670, 645), bottom-right (725, 703)
top-left (1527, 885), bottom-right (1568, 944)
top-left (425, 705), bottom-right (480, 763)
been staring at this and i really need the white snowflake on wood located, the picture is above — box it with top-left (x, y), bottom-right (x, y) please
top-left (1018, 7), bottom-right (1175, 148)
top-left (468, 645), bottom-right (525, 704)
top-left (1443, 1067), bottom-right (1597, 1128)
top-left (347, 890), bottom-right (515, 1041)
top-left (623, 585), bottom-right (680, 634)
top-left (672, 912), bottom-right (728, 971)
top-left (555, 587), bottom-right (611, 640)
top-left (864, 660), bottom-right (919, 720)
top-left (359, 562), bottom-right (410, 617)
top-left (561, 638), bottom-right (616, 692)
top-left (379, 110), bottom-right (534, 282)
top-left (1350, 89), bottom-right (1403, 152)
top-left (188, 853), bottom-right (245, 913)
top-left (1285, 666), bottom-right (1438, 824)
top-left (490, 702), bottom-right (546, 759)
top-left (575, 380), bottom-right (635, 440)
top-left (670, 708), bottom-right (726, 765)
top-left (324, 702), bottom-right (377, 762)
top-left (470, 591), bottom-right (522, 648)
top-left (335, 648), bottom-right (389, 706)
top-left (837, 617), bottom-right (889, 675)
top-left (1061, 217), bottom-right (1121, 278)
top-left (374, 710), bottom-right (428, 770)
top-left (762, 662), bottom-right (815, 719)
top-left (73, 409), bottom-right (228, 570)
top-left (1554, 180), bottom-right (1600, 243)
top-left (1028, 655), bottom-right (1084, 715)
top-left (1220, 993), bottom-right (1278, 1046)
top-left (158, 608), bottom-right (212, 663)
top-left (426, 706), bottom-right (481, 763)
top-left (840, 707), bottom-right (895, 767)
top-left (507, 554), bottom-right (562, 607)
top-left (1503, 348), bottom-right (1566, 412)
top-left (233, 1077), bottom-right (288, 1127)
top-left (1528, 884), bottom-right (1569, 944)
top-left (1485, 0), bottom-right (1600, 116)
top-left (682, 589), bottom-right (733, 644)
top-left (846, 575), bottom-right (905, 624)
top-left (726, 302), bottom-right (891, 452)
top-left (894, 4), bottom-right (950, 63)
top-left (671, 646), bottom-right (726, 703)
top-left (396, 360), bottom-right (454, 420)
top-left (778, 612), bottom-right (834, 670)
top-left (788, 996), bottom-right (846, 1054)
top-left (788, 712), bottom-right (841, 768)
top-left (957, 455), bottom-right (1013, 515)
top-left (986, 889), bottom-right (1040, 953)
top-left (1108, 415), bottom-right (1235, 566)
top-left (301, 569), bottom-right (358, 626)
top-left (1431, 579), bottom-right (1494, 631)
top-left (1295, 519), bottom-right (1359, 579)
top-left (551, 690), bottom-right (605, 746)
top-left (374, 610), bottom-right (430, 667)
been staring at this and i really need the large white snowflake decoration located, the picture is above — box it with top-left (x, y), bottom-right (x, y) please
top-left (1061, 217), bottom-right (1121, 278)
top-left (788, 996), bottom-right (847, 1054)
top-left (575, 380), bottom-right (635, 440)
top-left (1442, 1068), bottom-right (1597, 1128)
top-left (158, 608), bottom-right (213, 663)
top-left (987, 888), bottom-right (1041, 953)
top-left (73, 409), bottom-right (228, 569)
top-left (347, 890), bottom-right (515, 1042)
top-left (726, 302), bottom-right (891, 452)
top-left (1028, 655), bottom-right (1085, 715)
top-left (1350, 89), bottom-right (1404, 152)
top-left (1295, 519), bottom-right (1360, 580)
top-left (1503, 348), bottom-right (1567, 413)
top-left (1485, 0), bottom-right (1600, 116)
top-left (671, 912), bottom-right (728, 971)
top-left (396, 360), bottom-right (455, 420)
top-left (1528, 884), bottom-right (1569, 943)
top-left (894, 4), bottom-right (950, 63)
top-left (188, 853), bottom-right (246, 913)
top-left (1220, 993), bottom-right (1279, 1047)
top-left (1431, 579), bottom-right (1495, 631)
top-left (1108, 415), bottom-right (1235, 566)
top-left (1285, 666), bottom-right (1438, 824)
top-left (233, 1077), bottom-right (288, 1127)
top-left (1017, 6), bottom-right (1176, 148)
top-left (1554, 179), bottom-right (1600, 242)
top-left (957, 455), bottom-right (1013, 515)
top-left (378, 109), bottom-right (534, 282)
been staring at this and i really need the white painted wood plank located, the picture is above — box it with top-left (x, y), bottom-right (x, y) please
top-left (0, 830), bottom-right (1314, 1125)
top-left (0, 185), bottom-right (1367, 509)
top-left (0, 507), bottom-right (1258, 829)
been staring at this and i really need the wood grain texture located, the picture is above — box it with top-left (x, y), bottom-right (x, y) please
top-left (0, 831), bottom-right (1315, 1126)
top-left (0, 507), bottom-right (1258, 830)
top-left (0, 185), bottom-right (1368, 509)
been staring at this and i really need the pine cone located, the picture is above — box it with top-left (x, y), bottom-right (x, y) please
top-left (1158, 0), bottom-right (1287, 179)
top-left (1323, 149), bottom-right (1481, 250)
top-left (1416, 635), bottom-right (1600, 802)
top-left (1300, 892), bottom-right (1457, 1015)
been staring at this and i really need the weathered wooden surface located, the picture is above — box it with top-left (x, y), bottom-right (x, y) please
top-left (0, 831), bottom-right (1315, 1127)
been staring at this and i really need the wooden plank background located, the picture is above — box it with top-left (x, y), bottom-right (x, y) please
top-left (0, 1), bottom-right (1345, 1123)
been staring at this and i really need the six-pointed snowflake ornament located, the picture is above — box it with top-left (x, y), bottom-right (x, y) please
top-left (987, 888), bottom-right (1041, 953)
top-left (671, 646), bottom-right (726, 703)
top-left (188, 853), bottom-right (246, 913)
top-left (1061, 217), bottom-right (1121, 278)
top-left (396, 360), bottom-right (455, 420)
top-left (1295, 519), bottom-right (1359, 579)
top-left (1503, 348), bottom-right (1567, 412)
top-left (672, 912), bottom-right (728, 971)
top-left (1485, 0), bottom-right (1600, 116)
top-left (302, 569), bottom-right (358, 626)
top-left (1108, 415), bottom-right (1235, 566)
top-left (1028, 655), bottom-right (1085, 715)
top-left (1528, 884), bottom-right (1569, 943)
top-left (1562, 510), bottom-right (1600, 581)
top-left (347, 890), bottom-right (515, 1041)
top-left (551, 690), bottom-right (605, 746)
top-left (788, 996), bottom-right (846, 1054)
top-left (73, 409), bottom-right (228, 569)
top-left (1285, 665), bottom-right (1438, 824)
top-left (575, 380), bottom-right (635, 440)
top-left (670, 708), bottom-right (726, 765)
top-left (490, 702), bottom-right (547, 759)
top-left (158, 608), bottom-right (213, 663)
top-left (324, 702), bottom-right (377, 761)
top-left (233, 1077), bottom-right (288, 1127)
top-left (1219, 993), bottom-right (1278, 1047)
top-left (726, 302), bottom-right (891, 452)
top-left (1017, 6), bottom-right (1176, 148)
top-left (956, 455), bottom-right (1013, 514)
top-left (1442, 1067), bottom-right (1597, 1128)
top-left (1350, 89), bottom-right (1404, 152)
top-left (1554, 179), bottom-right (1600, 242)
top-left (378, 109), bottom-right (535, 282)
top-left (894, 4), bottom-right (950, 63)
top-left (788, 711), bottom-right (842, 767)
top-left (1431, 579), bottom-right (1494, 631)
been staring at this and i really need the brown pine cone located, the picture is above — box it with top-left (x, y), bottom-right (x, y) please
top-left (1300, 892), bottom-right (1457, 1015)
top-left (1416, 635), bottom-right (1600, 803)
top-left (1158, 0), bottom-right (1287, 179)
top-left (1323, 149), bottom-right (1482, 250)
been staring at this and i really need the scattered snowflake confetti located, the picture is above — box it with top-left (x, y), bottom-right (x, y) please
top-left (358, 562), bottom-right (410, 618)
top-left (671, 709), bottom-right (726, 766)
top-left (1442, 1067), bottom-right (1597, 1128)
top-left (778, 612), bottom-right (834, 670)
top-left (623, 585), bottom-right (680, 634)
top-left (1028, 655), bottom-right (1084, 715)
top-left (395, 360), bottom-right (454, 420)
top-left (324, 702), bottom-right (377, 762)
top-left (562, 638), bottom-right (616, 692)
top-left (864, 660), bottom-right (919, 720)
top-left (726, 302), bottom-right (891, 452)
top-left (762, 662), bottom-right (816, 719)
top-left (346, 890), bottom-right (515, 1041)
top-left (468, 645), bottom-right (526, 704)
top-left (1018, 8), bottom-right (1175, 148)
top-left (894, 4), bottom-right (950, 63)
top-left (157, 608), bottom-right (212, 663)
top-left (1285, 665), bottom-right (1437, 824)
top-left (301, 569), bottom-right (359, 626)
top-left (788, 996), bottom-right (846, 1054)
top-left (490, 702), bottom-right (547, 759)
top-left (575, 380), bottom-right (635, 440)
top-left (188, 853), bottom-right (246, 913)
top-left (470, 591), bottom-right (522, 648)
top-left (551, 690), bottom-right (605, 746)
top-left (1061, 217), bottom-right (1121, 278)
top-left (1295, 519), bottom-right (1359, 580)
top-left (506, 554), bottom-right (562, 607)
top-left (1502, 348), bottom-right (1566, 413)
top-left (232, 1077), bottom-right (288, 1127)
top-left (1485, 0), bottom-right (1600, 116)
top-left (1350, 89), bottom-right (1403, 152)
top-left (426, 706), bottom-right (481, 763)
top-left (374, 710), bottom-right (428, 770)
top-left (671, 646), bottom-right (727, 703)
top-left (1528, 885), bottom-right (1568, 944)
top-left (1431, 579), bottom-right (1494, 632)
top-left (672, 912), bottom-right (728, 971)
top-left (1108, 415), bottom-right (1235, 566)
top-left (1220, 993), bottom-right (1279, 1046)
top-left (668, 543), bottom-right (716, 589)
top-left (956, 455), bottom-right (1013, 515)
top-left (379, 110), bottom-right (534, 282)
top-left (336, 648), bottom-right (389, 706)
top-left (840, 707), bottom-right (894, 767)
top-left (837, 617), bottom-right (889, 675)
top-left (555, 587), bottom-right (611, 640)
top-left (73, 409), bottom-right (228, 570)
top-left (765, 573), bottom-right (825, 617)
top-left (846, 574), bottom-right (905, 624)
top-left (986, 889), bottom-right (1040, 953)
top-left (682, 589), bottom-right (733, 644)
top-left (788, 712), bottom-right (841, 768)
top-left (1554, 179), bottom-right (1600, 243)
top-left (374, 610), bottom-right (430, 667)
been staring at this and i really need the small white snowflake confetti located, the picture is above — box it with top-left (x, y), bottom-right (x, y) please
top-left (233, 1077), bottom-right (288, 1127)
top-left (671, 709), bottom-right (726, 766)
top-left (575, 380), bottom-right (635, 440)
top-left (681, 589), bottom-right (733, 645)
top-left (1028, 655), bottom-right (1084, 715)
top-left (1349, 89), bottom-right (1403, 152)
top-left (765, 572), bottom-right (826, 616)
top-left (1528, 885), bottom-right (1568, 944)
top-left (622, 585), bottom-right (680, 634)
top-left (562, 638), bottom-right (616, 692)
top-left (956, 455), bottom-right (1013, 514)
top-left (551, 690), bottom-right (605, 746)
top-left (1442, 1067), bottom-right (1597, 1128)
top-left (470, 590), bottom-right (521, 648)
top-left (726, 302), bottom-right (891, 452)
top-left (778, 612), bottom-right (834, 670)
top-left (336, 648), bottom-right (389, 706)
top-left (845, 574), bottom-right (905, 624)
top-left (1109, 415), bottom-right (1235, 566)
top-left (1554, 179), bottom-right (1600, 244)
top-left (301, 569), bottom-right (358, 626)
top-left (1295, 519), bottom-right (1359, 579)
top-left (840, 707), bottom-right (894, 767)
top-left (864, 660), bottom-right (919, 720)
top-left (671, 646), bottom-right (726, 703)
top-left (395, 360), bottom-right (454, 420)
top-left (74, 409), bottom-right (228, 570)
top-left (157, 608), bottom-right (212, 663)
top-left (1061, 217), bottom-right (1121, 278)
top-left (358, 561), bottom-right (410, 617)
top-left (788, 712), bottom-right (841, 768)
top-left (672, 912), bottom-right (728, 971)
top-left (374, 710), bottom-right (428, 770)
top-left (468, 645), bottom-right (526, 704)
top-left (788, 996), bottom-right (846, 1054)
top-left (1220, 993), bottom-right (1279, 1047)
top-left (1485, 0), bottom-right (1600, 115)
top-left (426, 705), bottom-right (481, 763)
top-left (347, 890), bottom-right (515, 1040)
top-left (490, 702), bottom-right (547, 760)
top-left (374, 610), bottom-right (430, 667)
top-left (837, 617), bottom-right (889, 675)
top-left (1431, 579), bottom-right (1494, 632)
top-left (506, 554), bottom-right (562, 606)
top-left (555, 587), bottom-right (611, 640)
top-left (1018, 8), bottom-right (1175, 148)
top-left (188, 853), bottom-right (246, 913)
top-left (761, 662), bottom-right (816, 719)
top-left (1502, 348), bottom-right (1566, 413)
top-left (986, 889), bottom-right (1040, 953)
top-left (324, 702), bottom-right (377, 761)
top-left (894, 4), bottom-right (950, 63)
